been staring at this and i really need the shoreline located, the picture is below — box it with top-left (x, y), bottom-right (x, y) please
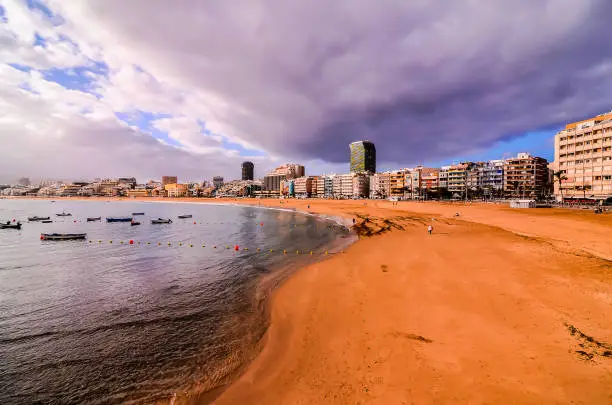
top-left (4, 197), bottom-right (612, 403)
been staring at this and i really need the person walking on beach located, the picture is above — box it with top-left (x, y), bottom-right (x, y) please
top-left (427, 224), bottom-right (433, 235)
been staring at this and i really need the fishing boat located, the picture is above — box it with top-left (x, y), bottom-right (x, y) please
top-left (131, 220), bottom-right (141, 226)
top-left (42, 220), bottom-right (53, 223)
top-left (106, 217), bottom-right (132, 223)
top-left (40, 233), bottom-right (86, 241)
top-left (151, 218), bottom-right (172, 224)
top-left (28, 216), bottom-right (50, 221)
top-left (132, 212), bottom-right (145, 216)
top-left (56, 212), bottom-right (72, 217)
top-left (87, 217), bottom-right (101, 222)
top-left (177, 214), bottom-right (193, 219)
top-left (1, 221), bottom-right (21, 230)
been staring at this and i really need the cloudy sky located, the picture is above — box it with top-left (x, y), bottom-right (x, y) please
top-left (1, 0), bottom-right (612, 183)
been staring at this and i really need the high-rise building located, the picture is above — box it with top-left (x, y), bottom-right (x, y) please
top-left (212, 176), bottom-right (224, 189)
top-left (241, 161), bottom-right (254, 181)
top-left (268, 163), bottom-right (305, 179)
top-left (162, 176), bottom-right (178, 187)
top-left (349, 141), bottom-right (376, 174)
top-left (554, 112), bottom-right (612, 200)
top-left (503, 153), bottom-right (549, 199)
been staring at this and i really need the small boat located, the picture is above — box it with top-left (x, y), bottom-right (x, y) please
top-left (1, 222), bottom-right (21, 230)
top-left (40, 233), bottom-right (86, 241)
top-left (151, 218), bottom-right (172, 224)
top-left (132, 212), bottom-right (145, 216)
top-left (177, 214), bottom-right (193, 219)
top-left (28, 216), bottom-right (50, 221)
top-left (42, 220), bottom-right (53, 223)
top-left (131, 220), bottom-right (141, 226)
top-left (56, 212), bottom-right (72, 217)
top-left (87, 217), bottom-right (101, 222)
top-left (106, 217), bottom-right (132, 223)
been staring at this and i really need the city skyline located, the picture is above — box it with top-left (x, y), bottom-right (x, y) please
top-left (1, 1), bottom-right (610, 182)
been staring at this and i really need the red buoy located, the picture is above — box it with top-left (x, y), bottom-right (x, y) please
top-left (234, 245), bottom-right (239, 251)
top-left (40, 235), bottom-right (44, 240)
top-left (74, 220), bottom-right (76, 223)
top-left (260, 222), bottom-right (263, 226)
top-left (12, 219), bottom-right (15, 222)
top-left (193, 221), bottom-right (196, 224)
top-left (129, 240), bottom-right (134, 245)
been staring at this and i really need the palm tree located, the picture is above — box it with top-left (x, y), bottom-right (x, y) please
top-left (582, 184), bottom-right (592, 200)
top-left (553, 171), bottom-right (567, 203)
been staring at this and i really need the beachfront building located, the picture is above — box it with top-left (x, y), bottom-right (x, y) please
top-left (212, 176), bottom-right (224, 189)
top-left (410, 167), bottom-right (439, 199)
top-left (352, 173), bottom-right (370, 198)
top-left (482, 160), bottom-right (505, 196)
top-left (554, 112), bottom-right (612, 201)
top-left (439, 166), bottom-right (450, 190)
top-left (241, 161), bottom-right (254, 181)
top-left (389, 170), bottom-right (406, 198)
top-left (316, 175), bottom-right (334, 198)
top-left (447, 163), bottom-right (471, 197)
top-left (263, 173), bottom-right (285, 196)
top-left (294, 176), bottom-right (315, 198)
top-left (349, 141), bottom-right (376, 174)
top-left (60, 183), bottom-right (84, 197)
top-left (269, 163), bottom-right (305, 179)
top-left (162, 176), bottom-right (177, 188)
top-left (126, 188), bottom-right (150, 198)
top-left (369, 172), bottom-right (390, 199)
top-left (331, 174), bottom-right (353, 198)
top-left (503, 152), bottom-right (549, 199)
top-left (165, 183), bottom-right (189, 197)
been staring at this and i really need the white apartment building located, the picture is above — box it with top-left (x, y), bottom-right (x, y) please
top-left (555, 112), bottom-right (612, 200)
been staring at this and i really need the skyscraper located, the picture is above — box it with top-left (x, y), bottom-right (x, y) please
top-left (241, 161), bottom-right (254, 181)
top-left (350, 141), bottom-right (376, 173)
top-left (162, 176), bottom-right (178, 187)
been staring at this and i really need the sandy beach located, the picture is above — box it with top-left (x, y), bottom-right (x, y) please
top-left (9, 197), bottom-right (612, 403)
top-left (202, 199), bottom-right (611, 404)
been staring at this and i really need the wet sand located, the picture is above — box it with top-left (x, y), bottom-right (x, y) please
top-left (10, 197), bottom-right (612, 403)
top-left (208, 199), bottom-right (611, 404)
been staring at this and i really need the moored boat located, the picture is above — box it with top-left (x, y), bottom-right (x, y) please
top-left (131, 220), bottom-right (141, 226)
top-left (56, 212), bottom-right (72, 217)
top-left (151, 218), bottom-right (172, 224)
top-left (177, 214), bottom-right (192, 219)
top-left (106, 217), bottom-right (132, 223)
top-left (87, 217), bottom-right (101, 222)
top-left (28, 216), bottom-right (50, 221)
top-left (40, 233), bottom-right (86, 241)
top-left (132, 212), bottom-right (145, 216)
top-left (42, 220), bottom-right (53, 223)
top-left (1, 221), bottom-right (21, 230)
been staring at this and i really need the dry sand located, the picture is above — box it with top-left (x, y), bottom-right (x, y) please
top-left (12, 197), bottom-right (612, 403)
top-left (206, 199), bottom-right (612, 404)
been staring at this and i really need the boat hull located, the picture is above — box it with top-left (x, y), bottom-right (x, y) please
top-left (87, 217), bottom-right (101, 222)
top-left (177, 215), bottom-right (192, 219)
top-left (151, 219), bottom-right (172, 224)
top-left (1, 224), bottom-right (21, 230)
top-left (40, 233), bottom-right (86, 241)
top-left (106, 218), bottom-right (132, 223)
top-left (28, 217), bottom-right (50, 221)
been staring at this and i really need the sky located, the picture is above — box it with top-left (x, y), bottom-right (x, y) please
top-left (1, 0), bottom-right (612, 183)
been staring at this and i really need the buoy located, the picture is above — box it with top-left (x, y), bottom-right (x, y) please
top-left (270, 249), bottom-right (273, 252)
top-left (73, 220), bottom-right (76, 223)
top-left (40, 235), bottom-right (44, 240)
top-left (12, 218), bottom-right (15, 222)
top-left (120, 241), bottom-right (124, 244)
top-left (283, 249), bottom-right (287, 254)
top-left (147, 242), bottom-right (150, 245)
top-left (89, 240), bottom-right (92, 243)
top-left (138, 241), bottom-right (141, 245)
top-left (179, 243), bottom-right (182, 246)
top-left (234, 245), bottom-right (239, 251)
top-left (189, 244), bottom-right (193, 247)
top-left (98, 240), bottom-right (101, 243)
top-left (260, 222), bottom-right (263, 226)
top-left (168, 243), bottom-right (172, 246)
top-left (244, 248), bottom-right (248, 251)
top-left (129, 240), bottom-right (134, 245)
top-left (213, 245), bottom-right (217, 248)
top-left (193, 221), bottom-right (196, 224)
top-left (109, 240), bottom-right (113, 244)
top-left (158, 242), bottom-right (161, 246)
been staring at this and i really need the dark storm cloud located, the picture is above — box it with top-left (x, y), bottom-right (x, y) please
top-left (40, 0), bottom-right (612, 165)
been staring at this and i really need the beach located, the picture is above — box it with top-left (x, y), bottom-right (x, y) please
top-left (204, 199), bottom-right (612, 404)
top-left (6, 197), bottom-right (612, 403)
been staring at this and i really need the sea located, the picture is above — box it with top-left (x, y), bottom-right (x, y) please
top-left (0, 199), bottom-right (352, 404)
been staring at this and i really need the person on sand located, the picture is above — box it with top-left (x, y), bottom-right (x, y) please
top-left (352, 218), bottom-right (356, 225)
top-left (427, 224), bottom-right (433, 235)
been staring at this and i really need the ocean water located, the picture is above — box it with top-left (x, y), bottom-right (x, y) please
top-left (0, 199), bottom-right (351, 404)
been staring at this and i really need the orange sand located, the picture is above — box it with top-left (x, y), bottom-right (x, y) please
top-left (207, 199), bottom-right (612, 404)
top-left (12, 197), bottom-right (612, 403)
